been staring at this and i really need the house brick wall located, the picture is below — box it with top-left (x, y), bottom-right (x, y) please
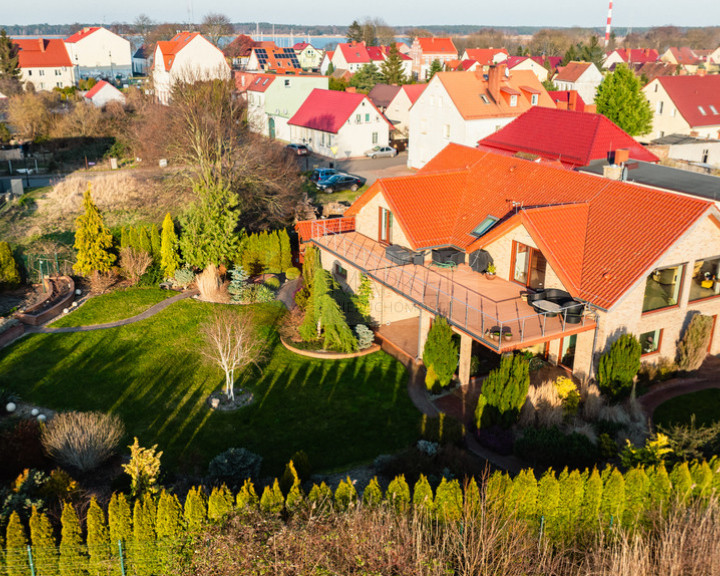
top-left (354, 190), bottom-right (412, 249)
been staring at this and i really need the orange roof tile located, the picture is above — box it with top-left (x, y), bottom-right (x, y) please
top-left (347, 144), bottom-right (713, 309)
top-left (65, 26), bottom-right (101, 43)
top-left (435, 69), bottom-right (555, 120)
top-left (555, 61), bottom-right (594, 83)
top-left (13, 38), bottom-right (72, 68)
top-left (416, 37), bottom-right (457, 55)
top-left (464, 48), bottom-right (509, 65)
top-left (155, 32), bottom-right (203, 71)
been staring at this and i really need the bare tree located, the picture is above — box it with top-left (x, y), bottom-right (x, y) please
top-left (201, 12), bottom-right (234, 46)
top-left (201, 308), bottom-right (265, 400)
top-left (133, 13), bottom-right (155, 45)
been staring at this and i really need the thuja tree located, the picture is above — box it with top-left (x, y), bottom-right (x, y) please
top-left (0, 241), bottom-right (21, 289)
top-left (597, 334), bottom-right (641, 400)
top-left (86, 497), bottom-right (110, 576)
top-left (5, 511), bottom-right (28, 576)
top-left (73, 187), bottom-right (116, 276)
top-left (59, 502), bottom-right (87, 576)
top-left (676, 314), bottom-right (714, 371)
top-left (423, 316), bottom-right (459, 391)
top-left (475, 354), bottom-right (530, 428)
top-left (160, 213), bottom-right (180, 278)
top-left (30, 506), bottom-right (57, 576)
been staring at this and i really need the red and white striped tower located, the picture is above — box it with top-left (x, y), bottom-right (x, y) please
top-left (604, 0), bottom-right (614, 46)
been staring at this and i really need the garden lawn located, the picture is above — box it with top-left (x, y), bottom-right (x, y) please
top-left (653, 389), bottom-right (720, 427)
top-left (51, 288), bottom-right (174, 327)
top-left (0, 300), bottom-right (420, 476)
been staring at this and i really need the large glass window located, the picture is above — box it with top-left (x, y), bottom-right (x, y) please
top-left (513, 244), bottom-right (529, 285)
top-left (689, 257), bottom-right (720, 301)
top-left (643, 265), bottom-right (683, 313)
top-left (639, 328), bottom-right (662, 355)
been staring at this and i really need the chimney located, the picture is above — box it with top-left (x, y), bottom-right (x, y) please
top-left (488, 62), bottom-right (505, 102)
top-left (614, 148), bottom-right (630, 164)
top-left (568, 90), bottom-right (577, 111)
top-left (603, 164), bottom-right (623, 180)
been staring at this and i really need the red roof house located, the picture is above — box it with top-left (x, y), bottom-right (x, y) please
top-left (478, 106), bottom-right (659, 168)
top-left (65, 26), bottom-right (101, 44)
top-left (462, 48), bottom-right (508, 66)
top-left (603, 48), bottom-right (659, 69)
top-left (13, 38), bottom-right (73, 90)
top-left (645, 75), bottom-right (720, 131)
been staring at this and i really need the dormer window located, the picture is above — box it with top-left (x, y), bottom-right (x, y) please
top-left (531, 93), bottom-right (538, 105)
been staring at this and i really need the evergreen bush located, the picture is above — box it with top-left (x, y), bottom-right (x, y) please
top-left (259, 480), bottom-right (284, 515)
top-left (334, 477), bottom-right (358, 511)
top-left (86, 497), bottom-right (110, 576)
top-left (412, 474), bottom-right (434, 513)
top-left (434, 478), bottom-right (462, 521)
top-left (173, 267), bottom-right (195, 288)
top-left (208, 447), bottom-right (262, 488)
top-left (676, 314), bottom-right (714, 372)
top-left (285, 267), bottom-right (300, 280)
top-left (307, 482), bottom-right (334, 511)
top-left (183, 487), bottom-right (208, 531)
top-left (597, 334), bottom-right (641, 400)
top-left (514, 427), bottom-right (600, 470)
top-left (422, 317), bottom-right (458, 391)
top-left (355, 324), bottom-right (374, 349)
top-left (386, 475), bottom-right (411, 513)
top-left (30, 506), bottom-right (57, 576)
top-left (208, 485), bottom-right (235, 521)
top-left (264, 277), bottom-right (281, 290)
top-left (235, 479), bottom-right (259, 511)
top-left (59, 502), bottom-right (87, 576)
top-left (0, 241), bottom-right (21, 289)
top-left (362, 477), bottom-right (383, 508)
top-left (476, 354), bottom-right (530, 428)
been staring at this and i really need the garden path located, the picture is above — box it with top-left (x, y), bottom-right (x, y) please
top-left (277, 278), bottom-right (301, 310)
top-left (28, 289), bottom-right (199, 334)
top-left (640, 356), bottom-right (720, 420)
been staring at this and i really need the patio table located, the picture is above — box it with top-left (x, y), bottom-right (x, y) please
top-left (532, 299), bottom-right (562, 316)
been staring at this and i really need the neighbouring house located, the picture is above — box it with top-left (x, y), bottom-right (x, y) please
top-left (660, 47), bottom-right (706, 73)
top-left (296, 144), bottom-right (720, 383)
top-left (83, 80), bottom-right (125, 107)
top-left (320, 50), bottom-right (334, 74)
top-left (246, 46), bottom-right (303, 74)
top-left (553, 61), bottom-right (603, 105)
top-left (407, 63), bottom-right (555, 169)
top-left (478, 106), bottom-right (658, 169)
top-left (631, 61), bottom-right (677, 84)
top-left (293, 42), bottom-right (324, 71)
top-left (330, 68), bottom-right (353, 84)
top-left (153, 32), bottom-right (231, 105)
top-left (13, 38), bottom-right (74, 91)
top-left (225, 38), bottom-right (275, 69)
top-left (368, 83), bottom-right (426, 140)
top-left (132, 44), bottom-right (153, 75)
top-left (235, 72), bottom-right (328, 141)
top-left (288, 88), bottom-right (392, 159)
top-left (330, 42), bottom-right (412, 77)
top-left (409, 37), bottom-right (458, 80)
top-left (506, 55), bottom-right (551, 83)
top-left (461, 48), bottom-right (509, 68)
top-left (648, 133), bottom-right (720, 169)
top-left (642, 75), bottom-right (720, 142)
top-left (603, 48), bottom-right (659, 69)
top-left (64, 26), bottom-right (132, 80)
top-left (547, 90), bottom-right (594, 113)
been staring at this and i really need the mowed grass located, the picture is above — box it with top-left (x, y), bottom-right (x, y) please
top-left (0, 300), bottom-right (420, 476)
top-left (51, 288), bottom-right (174, 327)
top-left (653, 389), bottom-right (720, 427)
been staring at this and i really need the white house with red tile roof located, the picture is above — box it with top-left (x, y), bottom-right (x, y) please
top-left (384, 84), bottom-right (426, 138)
top-left (296, 143), bottom-right (720, 382)
top-left (660, 47), bottom-right (707, 73)
top-left (603, 48), bottom-right (659, 69)
top-left (83, 80), bottom-right (125, 107)
top-left (64, 26), bottom-right (132, 80)
top-left (331, 42), bottom-right (371, 73)
top-left (409, 37), bottom-right (458, 80)
top-left (642, 75), bottom-right (720, 142)
top-left (320, 50), bottom-right (334, 75)
top-left (553, 61), bottom-right (603, 105)
top-left (235, 72), bottom-right (328, 141)
top-left (293, 42), bottom-right (323, 71)
top-left (153, 32), bottom-right (230, 105)
top-left (288, 89), bottom-right (392, 158)
top-left (13, 38), bottom-right (74, 91)
top-left (505, 55), bottom-right (550, 82)
top-left (408, 64), bottom-right (555, 169)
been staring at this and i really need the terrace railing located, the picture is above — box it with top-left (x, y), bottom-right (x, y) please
top-left (316, 232), bottom-right (595, 351)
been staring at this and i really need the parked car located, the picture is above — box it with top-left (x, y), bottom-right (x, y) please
top-left (364, 145), bottom-right (397, 159)
top-left (316, 173), bottom-right (366, 193)
top-left (310, 168), bottom-right (338, 183)
top-left (286, 143), bottom-right (310, 156)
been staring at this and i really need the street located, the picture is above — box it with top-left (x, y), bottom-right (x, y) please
top-left (299, 151), bottom-right (414, 187)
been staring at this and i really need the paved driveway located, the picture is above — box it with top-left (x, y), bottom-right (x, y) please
top-left (299, 152), bottom-right (414, 187)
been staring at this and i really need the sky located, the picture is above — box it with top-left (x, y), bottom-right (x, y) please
top-left (4, 0), bottom-right (720, 28)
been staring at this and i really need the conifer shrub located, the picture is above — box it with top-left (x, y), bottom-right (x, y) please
top-left (208, 485), bottom-right (235, 521)
top-left (434, 478), bottom-right (462, 521)
top-left (264, 276), bottom-right (281, 290)
top-left (412, 474), bottom-right (434, 514)
top-left (259, 480), bottom-right (284, 515)
top-left (59, 502), bottom-right (87, 576)
top-left (285, 267), bottom-right (300, 280)
top-left (0, 241), bottom-right (21, 289)
top-left (30, 506), bottom-right (58, 576)
top-left (156, 490), bottom-right (184, 542)
top-left (183, 487), bottom-right (208, 531)
top-left (132, 494), bottom-right (157, 576)
top-left (108, 493), bottom-right (132, 550)
top-left (173, 267), bottom-right (195, 288)
top-left (208, 447), bottom-right (262, 489)
top-left (289, 450), bottom-right (311, 481)
top-left (597, 334), bottom-right (641, 400)
top-left (476, 354), bottom-right (530, 428)
top-left (123, 438), bottom-right (162, 497)
top-left (285, 476), bottom-right (305, 514)
top-left (386, 475), bottom-right (411, 514)
top-left (280, 460), bottom-right (300, 496)
top-left (334, 477), bottom-right (358, 511)
top-left (510, 469), bottom-right (538, 521)
top-left (362, 477), bottom-right (383, 508)
top-left (5, 511), bottom-right (29, 576)
top-left (307, 482), bottom-right (334, 511)
top-left (41, 411), bottom-right (125, 473)
top-left (235, 479), bottom-right (259, 511)
top-left (355, 324), bottom-right (375, 349)
top-left (600, 467), bottom-right (625, 525)
top-left (676, 314), bottom-right (714, 372)
top-left (422, 317), bottom-right (458, 391)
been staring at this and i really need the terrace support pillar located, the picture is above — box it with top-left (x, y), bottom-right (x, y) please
top-left (458, 333), bottom-right (473, 388)
top-left (417, 308), bottom-right (432, 360)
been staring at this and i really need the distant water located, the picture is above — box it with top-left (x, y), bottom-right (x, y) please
top-left (248, 34), bottom-right (410, 50)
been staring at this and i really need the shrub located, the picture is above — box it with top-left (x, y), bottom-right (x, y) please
top-left (386, 475), bottom-right (411, 513)
top-left (334, 477), bottom-right (358, 511)
top-left (355, 324), bottom-right (374, 349)
top-left (676, 314), bottom-right (714, 372)
top-left (597, 334), bottom-right (641, 400)
top-left (208, 447), bottom-right (262, 489)
top-left (307, 482), bottom-right (334, 511)
top-left (638, 357), bottom-right (678, 383)
top-left (0, 241), bottom-right (21, 289)
top-left (658, 416), bottom-right (720, 463)
top-left (285, 267), bottom-right (300, 280)
top-left (196, 264), bottom-right (228, 303)
top-left (351, 274), bottom-right (373, 322)
top-left (228, 266), bottom-right (249, 302)
top-left (598, 433), bottom-right (619, 459)
top-left (119, 247), bottom-right (152, 285)
top-left (514, 427), bottom-right (600, 470)
top-left (251, 284), bottom-right (275, 303)
top-left (620, 433), bottom-right (673, 468)
top-left (554, 377), bottom-right (580, 417)
top-left (476, 354), bottom-right (530, 428)
top-left (122, 437), bottom-right (162, 496)
top-left (362, 477), bottom-right (383, 508)
top-left (469, 356), bottom-right (481, 377)
top-left (264, 277), bottom-right (281, 290)
top-left (173, 267), bottom-right (195, 288)
top-left (260, 480), bottom-right (285, 515)
top-left (289, 450), bottom-right (311, 480)
top-left (41, 411), bottom-right (124, 473)
top-left (0, 419), bottom-right (48, 481)
top-left (422, 317), bottom-right (458, 391)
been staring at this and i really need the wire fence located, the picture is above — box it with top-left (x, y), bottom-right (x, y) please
top-left (18, 253), bottom-right (75, 285)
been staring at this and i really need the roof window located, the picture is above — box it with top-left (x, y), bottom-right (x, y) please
top-left (698, 106), bottom-right (706, 115)
top-left (470, 215), bottom-right (499, 237)
top-left (710, 105), bottom-right (719, 115)
top-left (480, 94), bottom-right (490, 104)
